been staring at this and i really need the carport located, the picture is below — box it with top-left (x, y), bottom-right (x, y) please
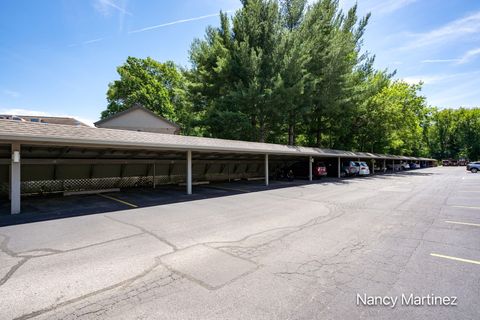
top-left (0, 120), bottom-right (436, 214)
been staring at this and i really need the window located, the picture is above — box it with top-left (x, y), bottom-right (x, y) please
top-left (30, 118), bottom-right (40, 122)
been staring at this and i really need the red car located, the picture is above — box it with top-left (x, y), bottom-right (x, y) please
top-left (288, 161), bottom-right (328, 179)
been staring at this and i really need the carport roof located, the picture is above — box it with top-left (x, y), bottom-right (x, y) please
top-left (0, 120), bottom-right (434, 161)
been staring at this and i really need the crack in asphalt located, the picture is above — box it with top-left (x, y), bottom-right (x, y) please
top-left (103, 215), bottom-right (179, 251)
top-left (13, 258), bottom-right (176, 320)
top-left (2, 169), bottom-right (472, 320)
top-left (0, 231), bottom-right (144, 288)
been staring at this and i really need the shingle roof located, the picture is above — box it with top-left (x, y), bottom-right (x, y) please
top-left (0, 115), bottom-right (89, 126)
top-left (0, 119), bottom-right (434, 161)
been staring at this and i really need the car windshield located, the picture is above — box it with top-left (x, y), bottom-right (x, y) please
top-left (360, 162), bottom-right (367, 166)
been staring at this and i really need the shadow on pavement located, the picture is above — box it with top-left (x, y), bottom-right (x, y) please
top-left (0, 169), bottom-right (435, 227)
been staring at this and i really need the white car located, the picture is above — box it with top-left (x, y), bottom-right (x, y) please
top-left (400, 162), bottom-right (410, 170)
top-left (355, 161), bottom-right (370, 175)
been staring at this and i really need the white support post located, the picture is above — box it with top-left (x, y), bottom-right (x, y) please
top-left (10, 143), bottom-right (21, 214)
top-left (337, 157), bottom-right (341, 178)
top-left (265, 154), bottom-right (269, 186)
top-left (153, 162), bottom-right (156, 189)
top-left (309, 156), bottom-right (313, 181)
top-left (186, 150), bottom-right (192, 195)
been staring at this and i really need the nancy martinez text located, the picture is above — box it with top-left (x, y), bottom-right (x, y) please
top-left (356, 293), bottom-right (457, 308)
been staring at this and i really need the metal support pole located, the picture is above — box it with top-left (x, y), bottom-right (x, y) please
top-left (372, 159), bottom-right (375, 175)
top-left (337, 157), bottom-right (341, 178)
top-left (186, 150), bottom-right (192, 195)
top-left (383, 159), bottom-right (386, 173)
top-left (153, 162), bottom-right (156, 189)
top-left (265, 154), bottom-right (269, 186)
top-left (392, 160), bottom-right (395, 173)
top-left (309, 156), bottom-right (313, 181)
top-left (10, 143), bottom-right (21, 214)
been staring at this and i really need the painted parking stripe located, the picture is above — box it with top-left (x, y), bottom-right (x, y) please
top-left (98, 193), bottom-right (138, 208)
top-left (445, 220), bottom-right (480, 227)
top-left (449, 205), bottom-right (480, 210)
top-left (430, 253), bottom-right (480, 265)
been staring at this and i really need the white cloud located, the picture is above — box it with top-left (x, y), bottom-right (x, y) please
top-left (368, 0), bottom-right (417, 15)
top-left (94, 0), bottom-right (131, 16)
top-left (401, 70), bottom-right (480, 85)
top-left (428, 77), bottom-right (480, 108)
top-left (457, 47), bottom-right (480, 64)
top-left (2, 89), bottom-right (20, 98)
top-left (402, 74), bottom-right (452, 85)
top-left (338, 0), bottom-right (416, 16)
top-left (68, 37), bottom-right (104, 47)
top-left (0, 108), bottom-right (95, 126)
top-left (128, 12), bottom-right (232, 34)
top-left (420, 47), bottom-right (480, 65)
top-left (421, 59), bottom-right (460, 63)
top-left (94, 0), bottom-right (131, 33)
top-left (403, 11), bottom-right (480, 49)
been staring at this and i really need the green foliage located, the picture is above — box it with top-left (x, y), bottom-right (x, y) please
top-left (428, 108), bottom-right (480, 161)
top-left (101, 57), bottom-right (195, 134)
top-left (101, 0), bottom-right (479, 160)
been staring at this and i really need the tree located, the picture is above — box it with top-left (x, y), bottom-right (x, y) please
top-left (101, 57), bottom-right (194, 133)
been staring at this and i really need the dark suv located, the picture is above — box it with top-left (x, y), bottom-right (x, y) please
top-left (466, 162), bottom-right (480, 173)
top-left (288, 161), bottom-right (328, 179)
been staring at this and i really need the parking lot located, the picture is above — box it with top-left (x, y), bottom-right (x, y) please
top-left (0, 166), bottom-right (478, 319)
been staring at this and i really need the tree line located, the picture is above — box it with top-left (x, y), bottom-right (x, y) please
top-left (100, 0), bottom-right (480, 161)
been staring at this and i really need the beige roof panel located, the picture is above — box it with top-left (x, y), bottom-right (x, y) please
top-left (0, 119), bottom-right (435, 161)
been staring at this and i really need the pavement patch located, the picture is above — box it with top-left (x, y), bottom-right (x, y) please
top-left (160, 244), bottom-right (258, 290)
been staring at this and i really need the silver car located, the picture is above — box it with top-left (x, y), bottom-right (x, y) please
top-left (466, 162), bottom-right (480, 173)
top-left (355, 161), bottom-right (370, 176)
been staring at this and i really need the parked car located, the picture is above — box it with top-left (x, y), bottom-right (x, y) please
top-left (466, 161), bottom-right (480, 173)
top-left (387, 163), bottom-right (402, 171)
top-left (274, 166), bottom-right (294, 181)
top-left (287, 161), bottom-right (328, 179)
top-left (408, 162), bottom-right (420, 169)
top-left (400, 162), bottom-right (410, 170)
top-left (355, 161), bottom-right (370, 176)
top-left (341, 161), bottom-right (359, 177)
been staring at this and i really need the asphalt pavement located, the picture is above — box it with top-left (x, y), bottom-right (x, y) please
top-left (0, 167), bottom-right (478, 319)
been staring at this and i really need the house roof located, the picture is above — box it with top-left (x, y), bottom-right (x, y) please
top-left (94, 104), bottom-right (180, 129)
top-left (0, 119), bottom-right (435, 161)
top-left (0, 115), bottom-right (89, 127)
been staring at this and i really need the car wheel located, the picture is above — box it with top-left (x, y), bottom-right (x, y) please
top-left (472, 168), bottom-right (478, 173)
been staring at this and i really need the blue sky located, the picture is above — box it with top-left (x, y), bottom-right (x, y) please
top-left (1, 0), bottom-right (479, 125)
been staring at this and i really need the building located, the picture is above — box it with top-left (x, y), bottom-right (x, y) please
top-left (94, 104), bottom-right (181, 134)
top-left (0, 114), bottom-right (89, 126)
top-left (0, 118), bottom-right (436, 215)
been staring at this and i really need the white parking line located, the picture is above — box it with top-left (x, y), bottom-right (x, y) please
top-left (445, 220), bottom-right (480, 227)
top-left (430, 253), bottom-right (480, 265)
top-left (98, 193), bottom-right (138, 208)
top-left (449, 205), bottom-right (480, 210)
